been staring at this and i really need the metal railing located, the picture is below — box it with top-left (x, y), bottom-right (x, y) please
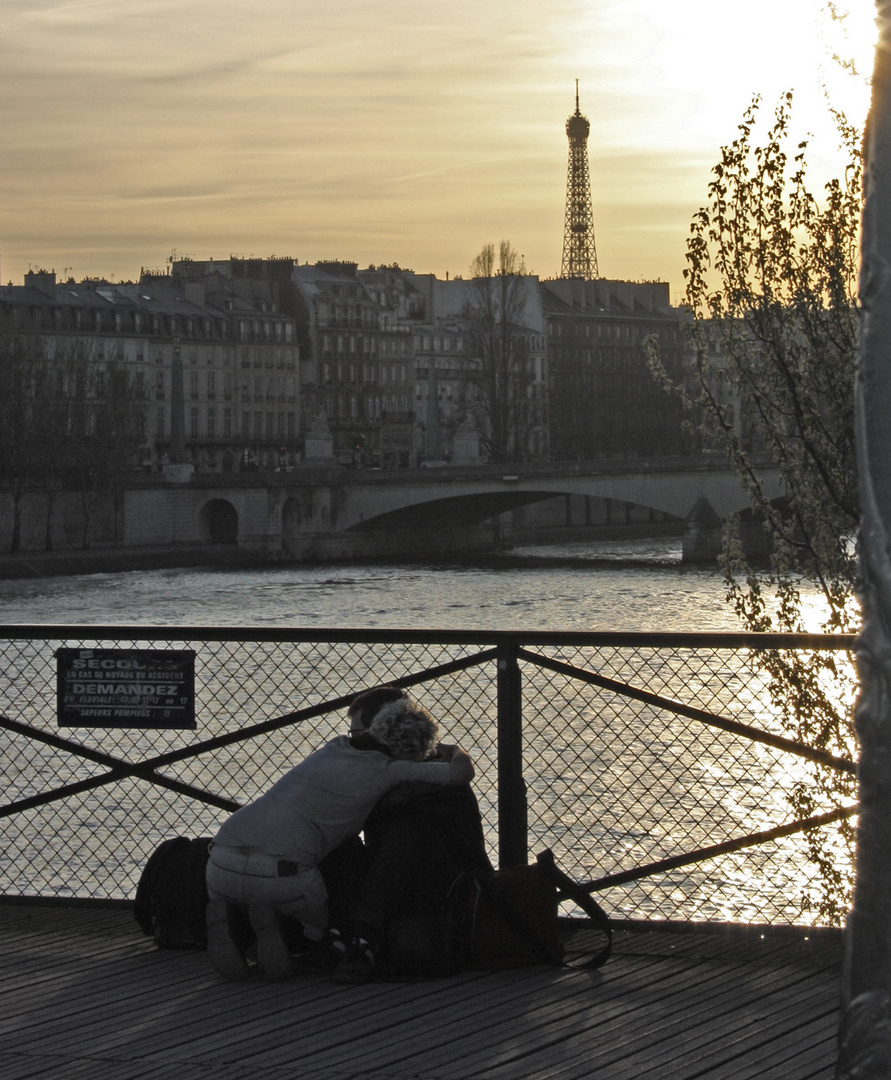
top-left (0, 626), bottom-right (857, 925)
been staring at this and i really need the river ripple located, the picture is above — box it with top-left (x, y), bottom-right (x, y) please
top-left (0, 538), bottom-right (740, 632)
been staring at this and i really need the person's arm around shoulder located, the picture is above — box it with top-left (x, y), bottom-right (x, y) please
top-left (440, 744), bottom-right (474, 785)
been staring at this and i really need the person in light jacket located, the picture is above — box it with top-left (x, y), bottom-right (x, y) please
top-left (205, 687), bottom-right (474, 980)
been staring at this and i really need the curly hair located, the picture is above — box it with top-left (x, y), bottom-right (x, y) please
top-left (367, 699), bottom-right (439, 761)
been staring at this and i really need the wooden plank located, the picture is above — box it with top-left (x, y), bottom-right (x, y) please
top-left (471, 951), bottom-right (839, 1079)
top-left (347, 965), bottom-right (731, 1076)
top-left (0, 906), bottom-right (843, 1080)
top-left (507, 972), bottom-right (838, 1080)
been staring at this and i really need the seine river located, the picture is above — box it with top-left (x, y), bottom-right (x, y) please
top-left (0, 537), bottom-right (740, 632)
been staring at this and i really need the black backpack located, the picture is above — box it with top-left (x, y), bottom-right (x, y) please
top-left (133, 836), bottom-right (212, 949)
top-left (466, 849), bottom-right (613, 971)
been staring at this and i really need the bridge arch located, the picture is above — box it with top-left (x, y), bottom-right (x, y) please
top-left (199, 499), bottom-right (239, 544)
top-left (335, 461), bottom-right (781, 536)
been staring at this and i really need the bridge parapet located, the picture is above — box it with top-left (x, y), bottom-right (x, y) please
top-left (119, 455), bottom-right (780, 564)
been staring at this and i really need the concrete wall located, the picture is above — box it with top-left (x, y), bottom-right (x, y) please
top-left (0, 490), bottom-right (118, 552)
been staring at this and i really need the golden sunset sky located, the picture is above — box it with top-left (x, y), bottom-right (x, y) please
top-left (1, 1), bottom-right (876, 299)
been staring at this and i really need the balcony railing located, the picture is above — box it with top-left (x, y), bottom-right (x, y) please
top-left (0, 626), bottom-right (856, 926)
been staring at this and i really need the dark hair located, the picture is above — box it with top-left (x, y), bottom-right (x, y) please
top-left (347, 685), bottom-right (408, 731)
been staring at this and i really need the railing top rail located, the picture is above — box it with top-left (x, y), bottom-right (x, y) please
top-left (0, 625), bottom-right (858, 649)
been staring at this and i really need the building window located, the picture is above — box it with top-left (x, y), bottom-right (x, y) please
top-left (224, 408), bottom-right (232, 437)
top-left (207, 408), bottom-right (215, 439)
top-left (190, 407), bottom-right (199, 438)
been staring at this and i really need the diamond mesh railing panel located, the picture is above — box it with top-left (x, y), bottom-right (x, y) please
top-left (0, 630), bottom-right (500, 904)
top-left (0, 627), bottom-right (855, 926)
top-left (518, 639), bottom-right (855, 925)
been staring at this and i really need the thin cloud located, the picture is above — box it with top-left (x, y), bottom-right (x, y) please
top-left (0, 0), bottom-right (874, 286)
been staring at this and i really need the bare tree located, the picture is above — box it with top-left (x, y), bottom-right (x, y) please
top-left (0, 324), bottom-right (146, 552)
top-left (64, 351), bottom-right (145, 548)
top-left (0, 319), bottom-right (58, 552)
top-left (462, 241), bottom-right (537, 463)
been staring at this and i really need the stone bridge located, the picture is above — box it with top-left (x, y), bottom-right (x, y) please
top-left (122, 455), bottom-right (781, 563)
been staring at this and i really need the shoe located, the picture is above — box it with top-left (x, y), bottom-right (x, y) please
top-left (206, 898), bottom-right (250, 981)
top-left (293, 929), bottom-right (347, 972)
top-left (334, 938), bottom-right (376, 985)
top-left (248, 904), bottom-right (292, 980)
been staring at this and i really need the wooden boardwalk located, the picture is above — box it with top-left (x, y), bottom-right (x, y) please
top-left (1, 903), bottom-right (842, 1079)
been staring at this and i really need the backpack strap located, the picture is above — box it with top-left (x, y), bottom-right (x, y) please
top-left (535, 849), bottom-right (613, 970)
top-left (186, 838), bottom-right (212, 946)
top-left (134, 837), bottom-right (187, 936)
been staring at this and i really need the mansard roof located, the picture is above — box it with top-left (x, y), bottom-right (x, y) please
top-left (540, 277), bottom-right (676, 321)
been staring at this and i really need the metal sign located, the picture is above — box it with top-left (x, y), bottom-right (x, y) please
top-left (56, 648), bottom-right (196, 729)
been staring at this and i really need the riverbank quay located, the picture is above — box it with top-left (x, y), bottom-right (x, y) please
top-left (0, 543), bottom-right (266, 580)
top-left (1, 902), bottom-right (841, 1080)
top-left (0, 523), bottom-right (687, 580)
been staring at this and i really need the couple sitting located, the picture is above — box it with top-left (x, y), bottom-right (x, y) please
top-left (205, 685), bottom-right (488, 984)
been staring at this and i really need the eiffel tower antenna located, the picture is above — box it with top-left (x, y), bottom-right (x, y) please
top-left (560, 80), bottom-right (599, 279)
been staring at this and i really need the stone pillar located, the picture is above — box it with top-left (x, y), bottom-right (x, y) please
top-left (304, 412), bottom-right (335, 461)
top-left (681, 497), bottom-right (722, 564)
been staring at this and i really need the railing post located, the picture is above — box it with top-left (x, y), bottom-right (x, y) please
top-left (496, 636), bottom-right (527, 868)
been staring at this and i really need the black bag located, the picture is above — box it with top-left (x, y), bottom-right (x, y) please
top-left (364, 784), bottom-right (491, 980)
top-left (467, 849), bottom-right (612, 971)
top-left (133, 836), bottom-right (212, 949)
top-left (377, 873), bottom-right (472, 979)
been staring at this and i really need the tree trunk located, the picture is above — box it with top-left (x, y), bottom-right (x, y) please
top-left (837, 7), bottom-right (891, 1075)
top-left (10, 491), bottom-right (22, 554)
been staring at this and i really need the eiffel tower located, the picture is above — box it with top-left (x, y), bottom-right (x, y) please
top-left (560, 82), bottom-right (599, 279)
